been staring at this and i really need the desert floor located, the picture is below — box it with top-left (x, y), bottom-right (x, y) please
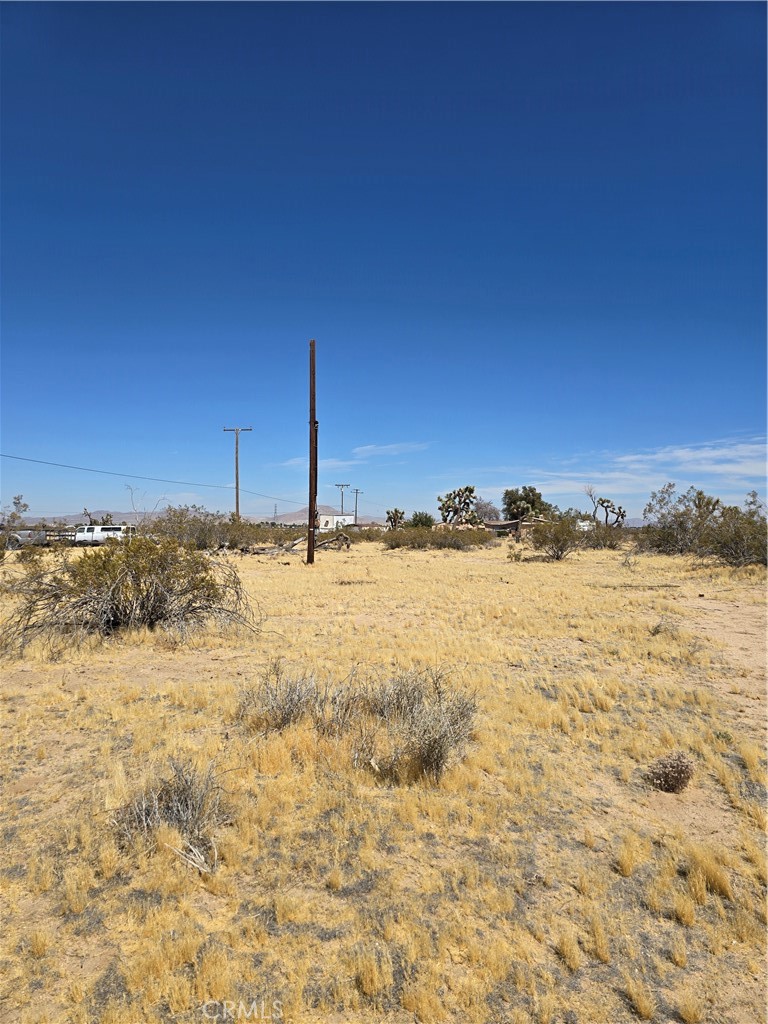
top-left (1, 541), bottom-right (765, 1024)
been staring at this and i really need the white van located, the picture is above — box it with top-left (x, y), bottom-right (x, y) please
top-left (74, 525), bottom-right (137, 546)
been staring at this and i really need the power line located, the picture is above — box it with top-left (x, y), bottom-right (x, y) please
top-left (1, 453), bottom-right (425, 518)
top-left (0, 453), bottom-right (307, 506)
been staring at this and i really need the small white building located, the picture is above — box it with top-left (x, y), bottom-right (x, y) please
top-left (317, 513), bottom-right (354, 532)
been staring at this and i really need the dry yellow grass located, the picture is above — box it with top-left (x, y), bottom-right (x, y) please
top-left (0, 542), bottom-right (765, 1023)
top-left (622, 973), bottom-right (657, 1020)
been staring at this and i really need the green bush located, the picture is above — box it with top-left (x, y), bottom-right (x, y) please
top-left (0, 537), bottom-right (255, 656)
top-left (581, 523), bottom-right (623, 550)
top-left (146, 504), bottom-right (225, 549)
top-left (409, 511), bottom-right (436, 528)
top-left (382, 527), bottom-right (491, 551)
top-left (145, 504), bottom-right (306, 550)
top-left (700, 503), bottom-right (767, 567)
top-left (345, 527), bottom-right (386, 543)
top-left (640, 485), bottom-right (766, 566)
top-left (529, 517), bottom-right (583, 561)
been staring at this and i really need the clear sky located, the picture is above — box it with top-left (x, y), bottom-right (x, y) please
top-left (1, 2), bottom-right (765, 521)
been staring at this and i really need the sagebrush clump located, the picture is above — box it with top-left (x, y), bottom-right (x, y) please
top-left (113, 758), bottom-right (230, 869)
top-left (238, 664), bottom-right (477, 782)
top-left (0, 537), bottom-right (254, 655)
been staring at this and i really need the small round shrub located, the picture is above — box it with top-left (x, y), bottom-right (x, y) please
top-left (646, 751), bottom-right (695, 793)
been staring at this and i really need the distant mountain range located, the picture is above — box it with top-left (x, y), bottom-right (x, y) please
top-left (21, 506), bottom-right (385, 527)
top-left (22, 510), bottom-right (146, 526)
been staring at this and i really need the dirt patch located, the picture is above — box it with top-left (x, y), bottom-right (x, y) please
top-left (683, 595), bottom-right (766, 741)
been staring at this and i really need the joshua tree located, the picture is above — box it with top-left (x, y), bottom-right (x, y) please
top-left (585, 487), bottom-right (625, 527)
top-left (596, 498), bottom-right (626, 527)
top-left (437, 486), bottom-right (482, 526)
top-left (386, 508), bottom-right (406, 530)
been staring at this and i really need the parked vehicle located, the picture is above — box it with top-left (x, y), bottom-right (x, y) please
top-left (3, 529), bottom-right (47, 550)
top-left (73, 525), bottom-right (137, 546)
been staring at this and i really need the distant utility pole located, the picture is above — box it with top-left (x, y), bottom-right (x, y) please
top-left (352, 488), bottom-right (363, 525)
top-left (335, 483), bottom-right (350, 515)
top-left (223, 426), bottom-right (252, 520)
top-left (274, 503), bottom-right (278, 520)
top-left (307, 340), bottom-right (318, 565)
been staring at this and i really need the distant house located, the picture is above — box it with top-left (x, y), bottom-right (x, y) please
top-left (483, 516), bottom-right (550, 538)
top-left (318, 513), bottom-right (354, 532)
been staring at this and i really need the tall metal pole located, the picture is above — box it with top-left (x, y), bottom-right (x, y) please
top-left (307, 340), bottom-right (318, 564)
top-left (223, 426), bottom-right (252, 520)
top-left (352, 488), bottom-right (363, 525)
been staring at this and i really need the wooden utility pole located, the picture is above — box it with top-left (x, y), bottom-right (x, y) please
top-left (335, 483), bottom-right (350, 515)
top-left (223, 426), bottom-right (252, 520)
top-left (352, 488), bottom-right (363, 525)
top-left (307, 340), bottom-right (318, 564)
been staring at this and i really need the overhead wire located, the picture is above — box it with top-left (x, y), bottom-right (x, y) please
top-left (0, 453), bottom-right (307, 506)
top-left (1, 452), bottom-right (412, 517)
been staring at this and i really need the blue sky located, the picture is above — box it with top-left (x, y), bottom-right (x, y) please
top-left (2, 2), bottom-right (765, 521)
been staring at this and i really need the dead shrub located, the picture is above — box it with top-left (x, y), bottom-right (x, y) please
top-left (238, 660), bottom-right (322, 732)
top-left (366, 669), bottom-right (477, 782)
top-left (646, 751), bottom-right (695, 793)
top-left (238, 664), bottom-right (477, 783)
top-left (0, 538), bottom-right (255, 656)
top-left (112, 758), bottom-right (231, 870)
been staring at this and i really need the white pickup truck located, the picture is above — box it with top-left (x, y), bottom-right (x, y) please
top-left (73, 525), bottom-right (137, 546)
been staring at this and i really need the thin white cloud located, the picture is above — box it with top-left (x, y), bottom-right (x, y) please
top-left (612, 441), bottom-right (766, 479)
top-left (281, 441), bottom-right (429, 471)
top-left (431, 436), bottom-right (766, 516)
top-left (319, 458), bottom-right (362, 471)
top-left (352, 442), bottom-right (429, 458)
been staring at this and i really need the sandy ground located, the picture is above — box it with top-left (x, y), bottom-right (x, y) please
top-left (0, 543), bottom-right (765, 1024)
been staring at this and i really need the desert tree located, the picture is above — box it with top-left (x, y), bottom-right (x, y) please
top-left (1, 494), bottom-right (29, 530)
top-left (596, 497), bottom-right (626, 527)
top-left (386, 508), bottom-right (406, 530)
top-left (583, 486), bottom-right (625, 527)
top-left (502, 485), bottom-right (555, 522)
top-left (409, 511), bottom-right (435, 528)
top-left (81, 508), bottom-right (114, 526)
top-left (437, 486), bottom-right (482, 526)
top-left (1, 495), bottom-right (30, 551)
top-left (475, 496), bottom-right (501, 522)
